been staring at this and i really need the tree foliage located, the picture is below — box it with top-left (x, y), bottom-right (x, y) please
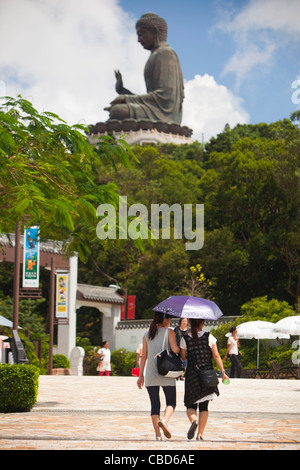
top-left (78, 119), bottom-right (300, 322)
top-left (1, 99), bottom-right (300, 345)
top-left (0, 96), bottom-right (136, 261)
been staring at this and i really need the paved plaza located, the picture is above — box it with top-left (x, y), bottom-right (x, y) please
top-left (0, 376), bottom-right (300, 451)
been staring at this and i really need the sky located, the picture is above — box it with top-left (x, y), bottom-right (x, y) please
top-left (1, 0), bottom-right (300, 142)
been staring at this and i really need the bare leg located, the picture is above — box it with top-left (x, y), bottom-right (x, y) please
top-left (163, 405), bottom-right (175, 424)
top-left (197, 411), bottom-right (208, 439)
top-left (187, 407), bottom-right (197, 423)
top-left (158, 406), bottom-right (173, 439)
top-left (151, 415), bottom-right (161, 438)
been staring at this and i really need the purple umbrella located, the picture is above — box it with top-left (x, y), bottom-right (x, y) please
top-left (152, 296), bottom-right (223, 320)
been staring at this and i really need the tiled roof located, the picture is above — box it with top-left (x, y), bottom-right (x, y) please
top-left (77, 284), bottom-right (124, 304)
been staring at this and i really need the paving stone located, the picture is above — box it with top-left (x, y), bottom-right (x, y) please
top-left (0, 376), bottom-right (299, 451)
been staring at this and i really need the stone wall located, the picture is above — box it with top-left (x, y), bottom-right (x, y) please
top-left (115, 316), bottom-right (239, 352)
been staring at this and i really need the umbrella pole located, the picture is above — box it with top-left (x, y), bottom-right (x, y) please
top-left (257, 339), bottom-right (260, 369)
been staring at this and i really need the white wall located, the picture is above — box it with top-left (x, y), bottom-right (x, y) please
top-left (115, 317), bottom-right (240, 352)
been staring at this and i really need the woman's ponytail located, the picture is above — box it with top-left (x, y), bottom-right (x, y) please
top-left (148, 312), bottom-right (173, 340)
top-left (190, 319), bottom-right (205, 344)
top-left (148, 313), bottom-right (161, 340)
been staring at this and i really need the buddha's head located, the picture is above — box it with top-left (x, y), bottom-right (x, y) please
top-left (136, 13), bottom-right (168, 50)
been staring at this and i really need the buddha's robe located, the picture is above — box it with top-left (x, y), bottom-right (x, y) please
top-left (125, 44), bottom-right (184, 125)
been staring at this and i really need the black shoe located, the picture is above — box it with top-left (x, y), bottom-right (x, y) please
top-left (187, 420), bottom-right (198, 440)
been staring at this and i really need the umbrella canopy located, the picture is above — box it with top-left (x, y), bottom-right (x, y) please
top-left (235, 320), bottom-right (289, 369)
top-left (152, 295), bottom-right (223, 320)
top-left (0, 315), bottom-right (14, 328)
top-left (274, 316), bottom-right (300, 336)
top-left (236, 320), bottom-right (289, 340)
top-left (0, 315), bottom-right (22, 329)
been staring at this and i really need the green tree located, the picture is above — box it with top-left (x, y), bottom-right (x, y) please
top-left (240, 296), bottom-right (296, 323)
top-left (77, 118), bottom-right (300, 328)
top-left (181, 264), bottom-right (213, 298)
top-left (199, 127), bottom-right (300, 312)
top-left (0, 96), bottom-right (135, 261)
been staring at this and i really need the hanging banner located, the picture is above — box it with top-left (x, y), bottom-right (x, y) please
top-left (22, 226), bottom-right (39, 288)
top-left (56, 274), bottom-right (68, 318)
top-left (120, 295), bottom-right (136, 320)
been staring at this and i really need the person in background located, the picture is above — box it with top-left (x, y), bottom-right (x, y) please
top-left (137, 312), bottom-right (180, 440)
top-left (223, 327), bottom-right (242, 378)
top-left (136, 343), bottom-right (143, 368)
top-left (174, 318), bottom-right (188, 380)
top-left (97, 341), bottom-right (111, 377)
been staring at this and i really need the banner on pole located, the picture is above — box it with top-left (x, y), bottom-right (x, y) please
top-left (56, 274), bottom-right (68, 318)
top-left (22, 226), bottom-right (39, 288)
top-left (120, 295), bottom-right (136, 320)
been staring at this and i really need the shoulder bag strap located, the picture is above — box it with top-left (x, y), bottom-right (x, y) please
top-left (162, 328), bottom-right (170, 353)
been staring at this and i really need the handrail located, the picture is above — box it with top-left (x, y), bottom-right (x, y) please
top-left (12, 330), bottom-right (28, 364)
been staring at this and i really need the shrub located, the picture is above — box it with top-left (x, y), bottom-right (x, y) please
top-left (0, 364), bottom-right (39, 412)
top-left (83, 349), bottom-right (99, 376)
top-left (52, 354), bottom-right (70, 369)
top-left (111, 348), bottom-right (136, 376)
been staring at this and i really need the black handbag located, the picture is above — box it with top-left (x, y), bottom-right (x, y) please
top-left (196, 368), bottom-right (219, 387)
top-left (156, 329), bottom-right (184, 378)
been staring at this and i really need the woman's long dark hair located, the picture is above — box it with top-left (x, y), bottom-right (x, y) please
top-left (148, 313), bottom-right (173, 340)
top-left (190, 319), bottom-right (205, 344)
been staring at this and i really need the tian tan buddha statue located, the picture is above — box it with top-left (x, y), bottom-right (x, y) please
top-left (104, 12), bottom-right (184, 126)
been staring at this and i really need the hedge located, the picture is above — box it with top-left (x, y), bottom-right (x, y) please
top-left (0, 364), bottom-right (39, 413)
top-left (52, 354), bottom-right (71, 369)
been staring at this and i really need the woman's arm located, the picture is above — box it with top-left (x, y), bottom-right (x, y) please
top-left (137, 337), bottom-right (147, 389)
top-left (223, 342), bottom-right (231, 361)
top-left (212, 343), bottom-right (230, 384)
top-left (168, 329), bottom-right (180, 354)
top-left (180, 347), bottom-right (187, 361)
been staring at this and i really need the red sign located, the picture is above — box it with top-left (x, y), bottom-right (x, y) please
top-left (120, 295), bottom-right (136, 320)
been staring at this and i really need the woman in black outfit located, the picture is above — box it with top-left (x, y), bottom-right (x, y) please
top-left (180, 319), bottom-right (229, 440)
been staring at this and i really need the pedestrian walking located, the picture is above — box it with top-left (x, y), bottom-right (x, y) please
top-left (137, 312), bottom-right (180, 440)
top-left (180, 319), bottom-right (229, 440)
top-left (136, 343), bottom-right (143, 368)
top-left (97, 341), bottom-right (111, 376)
top-left (223, 327), bottom-right (242, 378)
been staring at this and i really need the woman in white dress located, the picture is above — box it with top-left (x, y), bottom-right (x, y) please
top-left (97, 341), bottom-right (111, 376)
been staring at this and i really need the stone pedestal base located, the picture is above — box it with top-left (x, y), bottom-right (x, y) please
top-left (88, 119), bottom-right (193, 147)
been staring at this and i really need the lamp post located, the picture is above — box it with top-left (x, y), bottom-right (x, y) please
top-left (48, 256), bottom-right (55, 375)
top-left (13, 222), bottom-right (21, 330)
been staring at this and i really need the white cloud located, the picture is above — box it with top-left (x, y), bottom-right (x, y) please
top-left (0, 0), bottom-right (249, 142)
top-left (0, 0), bottom-right (147, 125)
top-left (216, 0), bottom-right (300, 89)
top-left (222, 42), bottom-right (276, 90)
top-left (228, 0), bottom-right (300, 35)
top-left (182, 74), bottom-right (250, 142)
